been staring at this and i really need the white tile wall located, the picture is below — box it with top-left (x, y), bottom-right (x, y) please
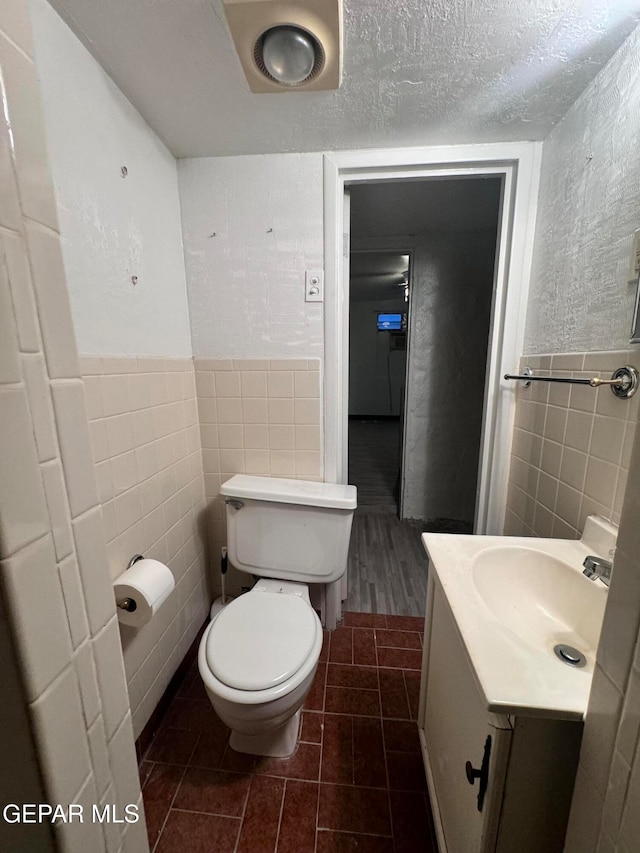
top-left (0, 4), bottom-right (146, 849)
top-left (72, 508), bottom-right (121, 636)
top-left (58, 554), bottom-right (90, 648)
top-left (2, 229), bottom-right (40, 351)
top-left (80, 355), bottom-right (209, 738)
top-left (73, 639), bottom-right (102, 727)
top-left (41, 460), bottom-right (73, 559)
top-left (55, 775), bottom-right (105, 853)
top-left (1, 536), bottom-right (71, 701)
top-left (22, 353), bottom-right (58, 462)
top-left (87, 716), bottom-right (112, 798)
top-left (0, 34), bottom-right (58, 229)
top-left (51, 381), bottom-right (99, 517)
top-left (26, 223), bottom-right (79, 377)
top-left (30, 665), bottom-right (93, 805)
top-left (0, 387), bottom-right (49, 553)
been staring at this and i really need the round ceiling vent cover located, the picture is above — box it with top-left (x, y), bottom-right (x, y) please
top-left (254, 25), bottom-right (325, 87)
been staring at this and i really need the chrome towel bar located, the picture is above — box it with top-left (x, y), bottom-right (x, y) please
top-left (504, 365), bottom-right (638, 399)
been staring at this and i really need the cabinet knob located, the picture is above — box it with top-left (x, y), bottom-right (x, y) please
top-left (465, 735), bottom-right (492, 812)
top-left (465, 761), bottom-right (482, 784)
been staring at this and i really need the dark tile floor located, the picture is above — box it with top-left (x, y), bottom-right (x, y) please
top-left (140, 612), bottom-right (438, 853)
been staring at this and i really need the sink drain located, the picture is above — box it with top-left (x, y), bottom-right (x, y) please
top-left (554, 644), bottom-right (587, 668)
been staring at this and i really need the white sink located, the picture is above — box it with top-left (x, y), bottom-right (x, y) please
top-left (471, 546), bottom-right (607, 656)
top-left (421, 516), bottom-right (615, 720)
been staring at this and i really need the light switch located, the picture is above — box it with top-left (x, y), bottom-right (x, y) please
top-left (305, 270), bottom-right (324, 302)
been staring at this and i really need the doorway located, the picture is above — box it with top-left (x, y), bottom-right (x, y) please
top-left (348, 178), bottom-right (502, 528)
top-left (344, 178), bottom-right (502, 614)
top-left (323, 144), bottom-right (542, 615)
top-left (323, 143), bottom-right (543, 538)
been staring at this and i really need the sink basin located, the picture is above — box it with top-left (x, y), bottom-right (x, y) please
top-left (471, 546), bottom-right (607, 658)
top-left (422, 516), bottom-right (617, 719)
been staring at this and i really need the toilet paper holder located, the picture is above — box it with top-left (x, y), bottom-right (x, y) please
top-left (116, 554), bottom-right (145, 613)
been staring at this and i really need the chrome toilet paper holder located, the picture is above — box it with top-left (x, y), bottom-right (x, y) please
top-left (116, 554), bottom-right (145, 613)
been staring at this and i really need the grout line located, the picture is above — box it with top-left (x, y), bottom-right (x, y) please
top-left (401, 671), bottom-right (414, 722)
top-left (314, 723), bottom-right (323, 852)
top-left (374, 644), bottom-right (396, 850)
top-left (312, 625), bottom-right (329, 849)
top-left (232, 761), bottom-right (251, 853)
top-left (315, 825), bottom-right (395, 839)
top-left (150, 736), bottom-right (199, 853)
top-left (171, 807), bottom-right (243, 818)
top-left (138, 759), bottom-right (156, 792)
top-left (273, 778), bottom-right (287, 853)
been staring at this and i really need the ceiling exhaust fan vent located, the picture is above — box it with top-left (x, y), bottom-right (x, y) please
top-left (223, 0), bottom-right (342, 93)
top-left (253, 26), bottom-right (325, 87)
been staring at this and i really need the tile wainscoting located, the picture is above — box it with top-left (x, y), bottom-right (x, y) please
top-left (80, 355), bottom-right (324, 731)
top-left (80, 356), bottom-right (209, 740)
top-left (0, 2), bottom-right (145, 847)
top-left (194, 357), bottom-right (322, 596)
top-left (504, 350), bottom-right (639, 539)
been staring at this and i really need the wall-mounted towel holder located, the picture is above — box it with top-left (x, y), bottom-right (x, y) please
top-left (504, 365), bottom-right (639, 399)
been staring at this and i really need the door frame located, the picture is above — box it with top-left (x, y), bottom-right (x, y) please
top-left (323, 142), bottom-right (543, 534)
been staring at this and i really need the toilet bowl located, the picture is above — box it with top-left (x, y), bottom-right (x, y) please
top-left (197, 474), bottom-right (357, 757)
top-left (199, 579), bottom-right (322, 756)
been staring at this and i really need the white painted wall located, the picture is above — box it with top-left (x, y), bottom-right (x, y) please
top-left (403, 231), bottom-right (497, 522)
top-left (178, 154), bottom-right (324, 358)
top-left (29, 0), bottom-right (192, 358)
top-left (349, 298), bottom-right (407, 417)
top-left (524, 24), bottom-right (640, 355)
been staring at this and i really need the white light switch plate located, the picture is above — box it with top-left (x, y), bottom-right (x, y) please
top-left (305, 270), bottom-right (324, 302)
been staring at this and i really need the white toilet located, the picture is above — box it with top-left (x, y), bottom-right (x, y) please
top-left (198, 474), bottom-right (357, 757)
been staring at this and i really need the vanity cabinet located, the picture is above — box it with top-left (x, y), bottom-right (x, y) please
top-left (419, 577), bottom-right (583, 853)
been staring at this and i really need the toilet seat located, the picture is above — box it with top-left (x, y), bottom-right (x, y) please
top-left (205, 588), bottom-right (318, 692)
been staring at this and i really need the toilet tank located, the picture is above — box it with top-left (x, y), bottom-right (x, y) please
top-left (220, 475), bottom-right (357, 584)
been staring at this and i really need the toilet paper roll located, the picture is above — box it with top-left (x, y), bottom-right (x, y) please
top-left (113, 559), bottom-right (175, 627)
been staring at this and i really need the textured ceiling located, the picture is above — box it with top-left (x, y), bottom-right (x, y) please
top-left (46, 0), bottom-right (640, 157)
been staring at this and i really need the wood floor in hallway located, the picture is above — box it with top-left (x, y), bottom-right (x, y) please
top-left (346, 418), bottom-right (430, 616)
top-left (345, 507), bottom-right (430, 617)
top-left (348, 419), bottom-right (401, 510)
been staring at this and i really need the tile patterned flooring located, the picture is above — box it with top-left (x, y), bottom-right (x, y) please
top-left (140, 612), bottom-right (437, 853)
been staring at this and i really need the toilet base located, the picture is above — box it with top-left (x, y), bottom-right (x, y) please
top-left (229, 708), bottom-right (301, 758)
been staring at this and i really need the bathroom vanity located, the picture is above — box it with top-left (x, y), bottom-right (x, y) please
top-left (418, 519), bottom-right (614, 853)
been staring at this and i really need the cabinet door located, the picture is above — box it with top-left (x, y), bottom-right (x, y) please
top-left (424, 582), bottom-right (511, 853)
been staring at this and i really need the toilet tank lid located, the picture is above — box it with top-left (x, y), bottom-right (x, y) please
top-left (220, 474), bottom-right (357, 510)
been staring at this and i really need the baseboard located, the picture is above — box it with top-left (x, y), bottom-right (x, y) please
top-left (135, 616), bottom-right (209, 763)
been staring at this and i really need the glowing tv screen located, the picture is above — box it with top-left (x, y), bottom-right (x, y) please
top-left (377, 313), bottom-right (404, 331)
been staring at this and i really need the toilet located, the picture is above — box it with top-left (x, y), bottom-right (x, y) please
top-left (198, 474), bottom-right (357, 757)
